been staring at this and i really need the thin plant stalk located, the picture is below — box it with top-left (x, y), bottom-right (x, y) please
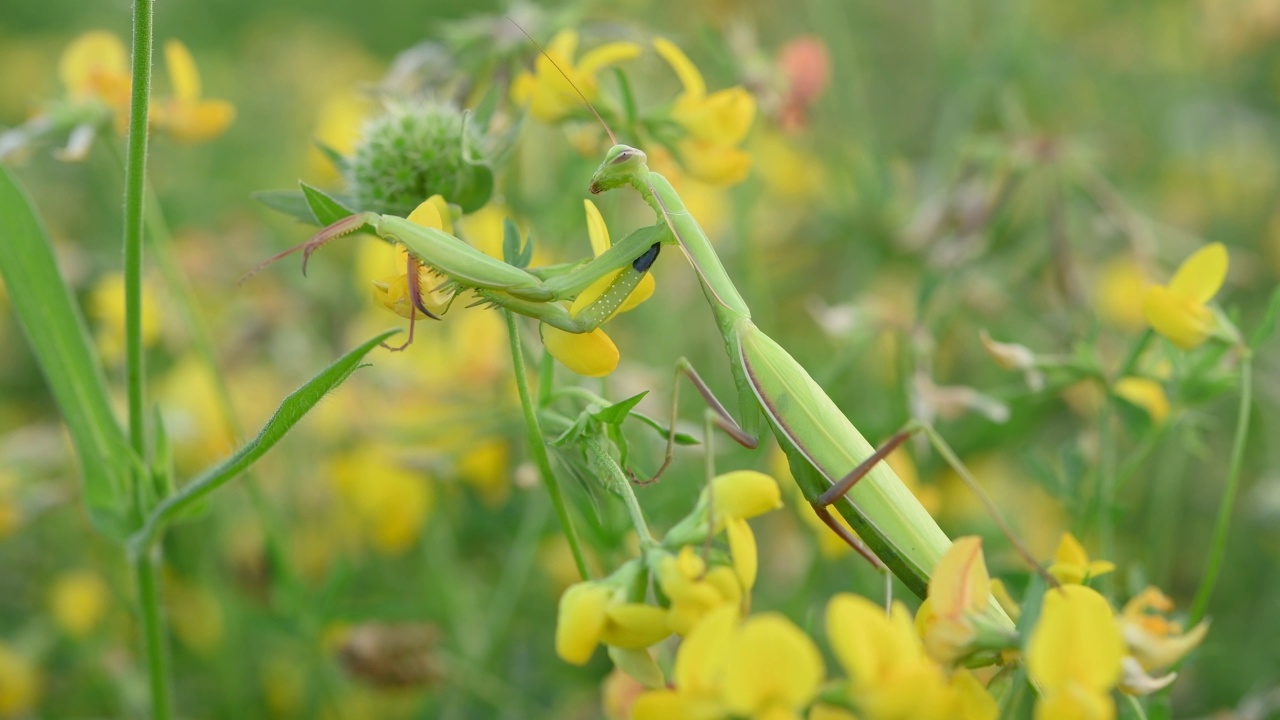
top-left (503, 311), bottom-right (589, 580)
top-left (1189, 353), bottom-right (1252, 625)
top-left (132, 550), bottom-right (171, 719)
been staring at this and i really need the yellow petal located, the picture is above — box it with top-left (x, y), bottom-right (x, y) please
top-left (164, 40), bottom-right (201, 101)
top-left (576, 41), bottom-right (643, 79)
top-left (632, 690), bottom-right (723, 720)
top-left (1027, 585), bottom-right (1124, 693)
top-left (1142, 285), bottom-right (1214, 349)
top-left (725, 517), bottom-right (758, 591)
top-left (555, 581), bottom-right (610, 665)
top-left (1113, 377), bottom-right (1170, 424)
top-left (547, 29), bottom-right (579, 63)
top-left (1036, 686), bottom-right (1115, 720)
top-left (540, 323), bottom-right (619, 377)
top-left (678, 139), bottom-right (753, 186)
top-left (160, 99), bottom-right (235, 143)
top-left (712, 470), bottom-right (783, 520)
top-left (59, 30), bottom-right (127, 99)
top-left (674, 86), bottom-right (756, 144)
top-left (584, 198), bottom-right (612, 256)
top-left (408, 195), bottom-right (450, 232)
top-left (952, 670), bottom-right (999, 720)
top-left (721, 613), bottom-right (824, 715)
top-left (653, 37), bottom-right (706, 100)
top-left (674, 604), bottom-right (738, 694)
top-left (1168, 242), bottom-right (1228, 303)
top-left (929, 535), bottom-right (991, 618)
top-left (990, 579), bottom-right (1022, 622)
top-left (601, 603), bottom-right (671, 649)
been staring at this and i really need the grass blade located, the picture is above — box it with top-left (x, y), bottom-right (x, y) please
top-left (0, 166), bottom-right (133, 538)
top-left (127, 329), bottom-right (400, 553)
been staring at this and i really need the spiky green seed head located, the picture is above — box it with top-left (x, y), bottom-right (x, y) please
top-left (347, 102), bottom-right (492, 216)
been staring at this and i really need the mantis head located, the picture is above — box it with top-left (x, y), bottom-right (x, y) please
top-left (589, 144), bottom-right (647, 194)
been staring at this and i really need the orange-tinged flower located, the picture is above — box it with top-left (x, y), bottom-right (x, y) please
top-left (1141, 243), bottom-right (1229, 349)
top-left (152, 40), bottom-right (235, 142)
top-left (916, 536), bottom-right (990, 664)
top-left (1046, 532), bottom-right (1115, 585)
top-left (1027, 585), bottom-right (1124, 720)
top-left (511, 30), bottom-right (641, 123)
top-left (1118, 587), bottom-right (1209, 673)
top-left (653, 38), bottom-right (756, 186)
top-left (59, 30), bottom-right (130, 114)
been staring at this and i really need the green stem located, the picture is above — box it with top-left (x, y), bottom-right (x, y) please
top-left (585, 437), bottom-right (654, 546)
top-left (123, 0), bottom-right (154, 461)
top-left (132, 549), bottom-right (171, 720)
top-left (1188, 353), bottom-right (1252, 625)
top-left (503, 311), bottom-right (589, 580)
top-left (1097, 400), bottom-right (1118, 585)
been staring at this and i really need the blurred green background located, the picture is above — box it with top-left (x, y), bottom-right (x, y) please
top-left (2, 0), bottom-right (1279, 717)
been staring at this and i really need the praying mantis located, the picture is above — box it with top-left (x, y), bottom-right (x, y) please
top-left (277, 140), bottom-right (1019, 626)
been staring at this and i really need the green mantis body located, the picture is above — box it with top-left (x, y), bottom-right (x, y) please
top-left (301, 144), bottom-right (1012, 626)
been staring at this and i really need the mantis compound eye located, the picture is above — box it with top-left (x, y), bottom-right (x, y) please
top-left (611, 149), bottom-right (637, 165)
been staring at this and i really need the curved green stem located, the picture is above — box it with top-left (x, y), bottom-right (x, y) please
top-left (503, 311), bottom-right (589, 580)
top-left (1189, 352), bottom-right (1252, 625)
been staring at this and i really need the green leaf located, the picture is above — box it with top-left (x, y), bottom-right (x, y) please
top-left (0, 166), bottom-right (133, 539)
top-left (128, 330), bottom-right (400, 553)
top-left (630, 412), bottom-right (700, 446)
top-left (594, 391), bottom-right (649, 425)
top-left (503, 218), bottom-right (532, 268)
top-left (300, 181), bottom-right (357, 226)
top-left (453, 161), bottom-right (495, 214)
top-left (251, 189), bottom-right (316, 224)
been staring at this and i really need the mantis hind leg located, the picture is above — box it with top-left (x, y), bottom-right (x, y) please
top-left (636, 357), bottom-right (759, 486)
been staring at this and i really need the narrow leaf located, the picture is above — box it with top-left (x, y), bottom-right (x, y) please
top-left (0, 166), bottom-right (133, 538)
top-left (300, 181), bottom-right (357, 226)
top-left (312, 139), bottom-right (351, 175)
top-left (129, 329), bottom-right (400, 552)
top-left (251, 189), bottom-right (316, 224)
top-left (594, 391), bottom-right (648, 424)
top-left (630, 412), bottom-right (700, 446)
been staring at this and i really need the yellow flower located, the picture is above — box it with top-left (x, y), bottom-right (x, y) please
top-left (541, 200), bottom-right (654, 377)
top-left (1027, 585), bottom-right (1124, 720)
top-left (88, 272), bottom-right (163, 365)
top-left (711, 470), bottom-right (782, 591)
top-left (511, 30), bottom-right (642, 123)
top-left (827, 594), bottom-right (954, 719)
top-left (554, 580), bottom-right (670, 666)
top-left (632, 606), bottom-right (823, 720)
top-left (653, 38), bottom-right (756, 186)
top-left (58, 31), bottom-right (130, 116)
top-left (1046, 532), bottom-right (1116, 586)
top-left (331, 444), bottom-right (433, 555)
top-left (49, 570), bottom-right (109, 637)
top-left (1141, 243), bottom-right (1229, 349)
top-left (1112, 377), bottom-right (1170, 424)
top-left (1094, 256), bottom-right (1149, 331)
top-left (1118, 587), bottom-right (1209, 673)
top-left (165, 578), bottom-right (225, 655)
top-left (151, 40), bottom-right (235, 142)
top-left (657, 547), bottom-right (744, 635)
top-left (370, 196), bottom-right (453, 320)
top-left (0, 641), bottom-right (40, 717)
top-left (915, 536), bottom-right (990, 665)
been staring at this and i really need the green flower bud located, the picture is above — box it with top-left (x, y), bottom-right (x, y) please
top-left (347, 102), bottom-right (493, 216)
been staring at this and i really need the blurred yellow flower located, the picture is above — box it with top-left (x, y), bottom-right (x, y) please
top-left (631, 606), bottom-right (823, 720)
top-left (1113, 377), bottom-right (1170, 424)
top-left (166, 578), bottom-right (225, 655)
top-left (49, 570), bottom-right (109, 637)
top-left (88, 272), bottom-right (163, 365)
top-left (59, 31), bottom-right (130, 118)
top-left (1142, 243), bottom-right (1229, 349)
top-left (541, 200), bottom-right (654, 377)
top-left (331, 444), bottom-right (432, 555)
top-left (653, 38), bottom-right (756, 186)
top-left (1027, 585), bottom-right (1124, 720)
top-left (1094, 256), bottom-right (1149, 331)
top-left (511, 30), bottom-right (641, 123)
top-left (456, 438), bottom-right (510, 506)
top-left (0, 640), bottom-right (40, 717)
top-left (152, 40), bottom-right (235, 142)
top-left (1047, 532), bottom-right (1116, 586)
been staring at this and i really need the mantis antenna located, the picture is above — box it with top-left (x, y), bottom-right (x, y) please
top-left (507, 18), bottom-right (620, 146)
